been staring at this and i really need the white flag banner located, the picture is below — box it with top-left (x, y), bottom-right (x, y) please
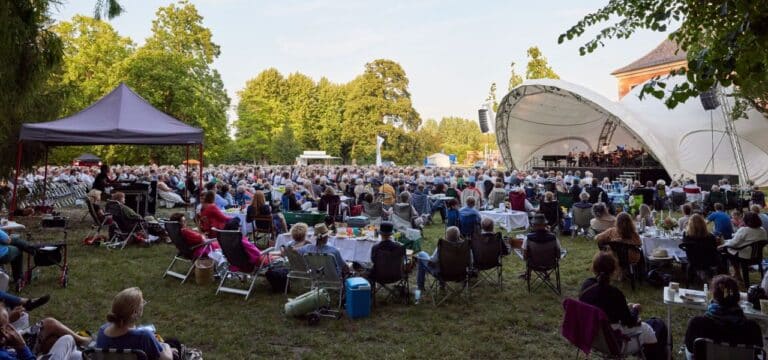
top-left (376, 136), bottom-right (384, 166)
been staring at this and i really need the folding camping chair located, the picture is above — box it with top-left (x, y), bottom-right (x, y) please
top-left (82, 348), bottom-right (147, 360)
top-left (283, 246), bottom-right (312, 294)
top-left (561, 298), bottom-right (645, 360)
top-left (429, 238), bottom-right (471, 306)
top-left (104, 201), bottom-right (144, 250)
top-left (369, 244), bottom-right (409, 306)
top-left (303, 253), bottom-right (344, 311)
top-left (693, 338), bottom-right (767, 360)
top-left (571, 206), bottom-right (594, 240)
top-left (250, 214), bottom-right (275, 249)
top-left (600, 241), bottom-right (643, 290)
top-left (84, 198), bottom-right (112, 241)
top-left (410, 192), bottom-right (432, 225)
top-left (215, 229), bottom-right (273, 300)
top-left (525, 237), bottom-right (562, 295)
top-left (163, 221), bottom-right (215, 284)
top-left (470, 233), bottom-right (504, 289)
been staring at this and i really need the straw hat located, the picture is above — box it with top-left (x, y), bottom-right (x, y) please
top-left (314, 223), bottom-right (330, 238)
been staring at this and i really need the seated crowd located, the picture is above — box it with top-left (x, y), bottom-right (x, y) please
top-left (4, 163), bottom-right (768, 359)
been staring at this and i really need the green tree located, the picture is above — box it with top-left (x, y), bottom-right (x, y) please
top-left (508, 61), bottom-right (524, 91)
top-left (52, 15), bottom-right (135, 117)
top-left (342, 59), bottom-right (420, 163)
top-left (0, 0), bottom-right (64, 175)
top-left (284, 73), bottom-right (319, 148)
top-left (437, 117), bottom-right (482, 163)
top-left (559, 0), bottom-right (768, 113)
top-left (525, 46), bottom-right (560, 80)
top-left (135, 1), bottom-right (231, 163)
top-left (270, 120), bottom-right (301, 164)
top-left (144, 0), bottom-right (220, 65)
top-left (314, 78), bottom-right (347, 157)
top-left (235, 69), bottom-right (289, 163)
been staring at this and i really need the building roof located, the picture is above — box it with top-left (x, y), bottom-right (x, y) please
top-left (611, 38), bottom-right (687, 75)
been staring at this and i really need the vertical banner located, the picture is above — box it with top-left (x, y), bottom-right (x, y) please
top-left (376, 135), bottom-right (384, 166)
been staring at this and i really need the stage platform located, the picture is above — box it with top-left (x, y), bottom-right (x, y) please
top-left (531, 166), bottom-right (670, 184)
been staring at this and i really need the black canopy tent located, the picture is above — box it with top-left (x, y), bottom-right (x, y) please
top-left (73, 153), bottom-right (101, 166)
top-left (11, 83), bottom-right (204, 216)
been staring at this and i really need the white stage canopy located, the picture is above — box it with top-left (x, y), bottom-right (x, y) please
top-left (495, 78), bottom-right (768, 186)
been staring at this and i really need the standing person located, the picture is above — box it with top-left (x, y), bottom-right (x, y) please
top-left (96, 288), bottom-right (177, 360)
top-left (92, 164), bottom-right (111, 194)
top-left (444, 199), bottom-right (460, 228)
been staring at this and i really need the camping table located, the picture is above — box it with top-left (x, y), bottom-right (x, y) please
top-left (275, 232), bottom-right (379, 264)
top-left (0, 221), bottom-right (26, 232)
top-left (479, 210), bottom-right (529, 232)
top-left (662, 287), bottom-right (768, 359)
top-left (640, 230), bottom-right (685, 263)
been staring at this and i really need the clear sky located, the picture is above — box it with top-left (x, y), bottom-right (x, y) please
top-left (52, 0), bottom-right (671, 124)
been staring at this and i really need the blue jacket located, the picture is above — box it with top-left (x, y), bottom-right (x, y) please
top-left (458, 207), bottom-right (481, 236)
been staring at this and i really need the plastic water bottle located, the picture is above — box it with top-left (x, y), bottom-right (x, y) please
top-left (414, 289), bottom-right (421, 304)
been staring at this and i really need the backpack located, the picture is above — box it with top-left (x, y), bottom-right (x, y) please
top-left (265, 267), bottom-right (289, 293)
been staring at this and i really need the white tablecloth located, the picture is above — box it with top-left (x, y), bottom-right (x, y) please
top-left (275, 233), bottom-right (379, 264)
top-left (222, 210), bottom-right (252, 235)
top-left (641, 229), bottom-right (684, 261)
top-left (479, 210), bottom-right (529, 232)
top-left (0, 221), bottom-right (25, 232)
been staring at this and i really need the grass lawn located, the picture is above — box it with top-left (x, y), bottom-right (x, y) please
top-left (10, 207), bottom-right (763, 359)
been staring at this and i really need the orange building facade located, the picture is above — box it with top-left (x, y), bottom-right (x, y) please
top-left (612, 39), bottom-right (687, 99)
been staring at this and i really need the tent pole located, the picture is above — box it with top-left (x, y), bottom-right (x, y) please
top-left (185, 144), bottom-right (190, 205)
top-left (42, 146), bottom-right (49, 203)
top-left (198, 144), bottom-right (203, 204)
top-left (9, 142), bottom-right (23, 220)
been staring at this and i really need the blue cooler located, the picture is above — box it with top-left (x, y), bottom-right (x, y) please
top-left (345, 277), bottom-right (371, 319)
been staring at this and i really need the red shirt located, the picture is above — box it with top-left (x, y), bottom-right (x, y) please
top-left (199, 204), bottom-right (232, 236)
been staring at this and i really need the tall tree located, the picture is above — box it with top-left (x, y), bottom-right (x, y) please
top-left (314, 78), bottom-right (346, 157)
top-left (144, 0), bottom-right (220, 65)
top-left (47, 15), bottom-right (135, 164)
top-left (235, 69), bottom-right (288, 163)
top-left (559, 0), bottom-right (768, 113)
top-left (270, 120), bottom-right (301, 164)
top-left (52, 15), bottom-right (135, 116)
top-left (342, 59), bottom-right (420, 163)
top-left (284, 73), bottom-right (319, 148)
top-left (525, 46), bottom-right (560, 80)
top-left (437, 117), bottom-right (482, 163)
top-left (0, 0), bottom-right (64, 175)
top-left (134, 0), bottom-right (231, 162)
top-left (508, 61), bottom-right (524, 91)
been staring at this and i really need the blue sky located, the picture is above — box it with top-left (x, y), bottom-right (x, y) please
top-left (52, 0), bottom-right (671, 123)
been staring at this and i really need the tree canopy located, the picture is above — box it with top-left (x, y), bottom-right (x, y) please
top-left (559, 0), bottom-right (768, 113)
top-left (525, 47), bottom-right (560, 80)
top-left (235, 59), bottom-right (431, 165)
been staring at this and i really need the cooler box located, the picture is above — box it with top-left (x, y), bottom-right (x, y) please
top-left (344, 277), bottom-right (371, 319)
top-left (346, 216), bottom-right (370, 228)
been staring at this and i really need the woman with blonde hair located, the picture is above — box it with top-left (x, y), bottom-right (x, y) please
top-left (284, 223), bottom-right (310, 251)
top-left (636, 204), bottom-right (654, 227)
top-left (595, 212), bottom-right (642, 264)
top-left (96, 287), bottom-right (176, 360)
